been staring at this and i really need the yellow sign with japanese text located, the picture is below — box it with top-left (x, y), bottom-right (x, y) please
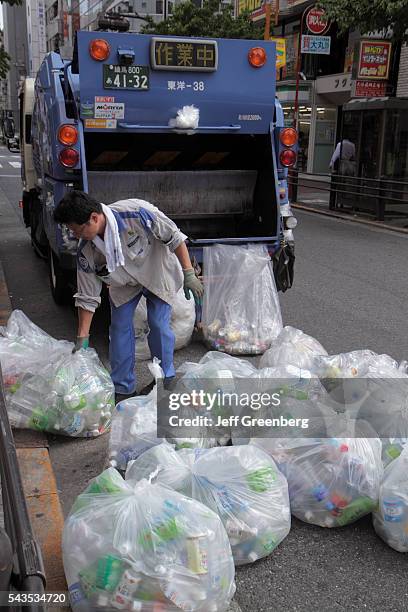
top-left (271, 37), bottom-right (286, 69)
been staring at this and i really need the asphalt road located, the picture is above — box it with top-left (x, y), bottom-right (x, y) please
top-left (0, 145), bottom-right (407, 612)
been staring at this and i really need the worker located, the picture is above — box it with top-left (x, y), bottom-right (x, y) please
top-left (53, 190), bottom-right (204, 401)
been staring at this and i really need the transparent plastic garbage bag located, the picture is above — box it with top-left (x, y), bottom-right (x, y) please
top-left (127, 444), bottom-right (290, 565)
top-left (202, 245), bottom-right (282, 355)
top-left (252, 417), bottom-right (382, 528)
top-left (259, 326), bottom-right (327, 371)
top-left (63, 468), bottom-right (236, 611)
top-left (134, 290), bottom-right (195, 361)
top-left (373, 446), bottom-right (408, 552)
top-left (1, 311), bottom-right (114, 436)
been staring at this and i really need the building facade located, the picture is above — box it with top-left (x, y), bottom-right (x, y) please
top-left (2, 1), bottom-right (29, 132)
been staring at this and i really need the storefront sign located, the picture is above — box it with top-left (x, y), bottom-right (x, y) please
top-left (316, 73), bottom-right (352, 94)
top-left (279, 33), bottom-right (299, 79)
top-left (271, 37), bottom-right (286, 69)
top-left (354, 80), bottom-right (387, 97)
top-left (305, 7), bottom-right (330, 35)
top-left (357, 40), bottom-right (392, 80)
top-left (237, 0), bottom-right (277, 21)
top-left (344, 45), bottom-right (354, 73)
top-left (301, 35), bottom-right (331, 55)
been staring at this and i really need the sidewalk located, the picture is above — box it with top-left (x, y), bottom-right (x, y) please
top-left (294, 173), bottom-right (408, 232)
top-left (0, 260), bottom-right (67, 591)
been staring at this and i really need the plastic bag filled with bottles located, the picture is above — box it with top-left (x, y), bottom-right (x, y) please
top-left (373, 446), bottom-right (408, 552)
top-left (63, 468), bottom-right (236, 612)
top-left (109, 388), bottom-right (166, 472)
top-left (134, 289), bottom-right (195, 361)
top-left (1, 310), bottom-right (114, 436)
top-left (259, 326), bottom-right (328, 371)
top-left (126, 444), bottom-right (290, 566)
top-left (202, 245), bottom-right (282, 355)
top-left (109, 371), bottom-right (219, 473)
top-left (0, 310), bottom-right (72, 393)
top-left (252, 419), bottom-right (383, 528)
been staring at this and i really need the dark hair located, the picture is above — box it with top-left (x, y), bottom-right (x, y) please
top-left (53, 190), bottom-right (102, 225)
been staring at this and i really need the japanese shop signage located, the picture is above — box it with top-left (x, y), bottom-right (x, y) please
top-left (354, 80), bottom-right (387, 97)
top-left (357, 40), bottom-right (392, 80)
top-left (305, 7), bottom-right (330, 35)
top-left (270, 37), bottom-right (287, 69)
top-left (301, 35), bottom-right (331, 55)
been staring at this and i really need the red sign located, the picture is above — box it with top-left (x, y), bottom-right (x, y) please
top-left (305, 7), bottom-right (329, 35)
top-left (354, 80), bottom-right (387, 98)
top-left (357, 40), bottom-right (392, 80)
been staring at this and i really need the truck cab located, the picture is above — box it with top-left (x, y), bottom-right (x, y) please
top-left (24, 31), bottom-right (297, 303)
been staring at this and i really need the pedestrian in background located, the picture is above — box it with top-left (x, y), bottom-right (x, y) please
top-left (329, 138), bottom-right (356, 176)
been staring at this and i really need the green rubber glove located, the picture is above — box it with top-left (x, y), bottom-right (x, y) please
top-left (183, 268), bottom-right (204, 304)
top-left (72, 336), bottom-right (89, 354)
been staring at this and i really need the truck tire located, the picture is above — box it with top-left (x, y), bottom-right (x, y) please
top-left (28, 194), bottom-right (48, 259)
top-left (48, 248), bottom-right (73, 305)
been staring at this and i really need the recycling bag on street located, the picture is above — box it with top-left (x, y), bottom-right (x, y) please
top-left (373, 446), bottom-right (408, 552)
top-left (134, 289), bottom-right (195, 361)
top-left (259, 326), bottom-right (327, 371)
top-left (202, 245), bottom-right (282, 355)
top-left (63, 468), bottom-right (236, 611)
top-left (109, 362), bottom-right (219, 472)
top-left (0, 310), bottom-right (114, 436)
top-left (252, 419), bottom-right (383, 528)
top-left (126, 444), bottom-right (291, 565)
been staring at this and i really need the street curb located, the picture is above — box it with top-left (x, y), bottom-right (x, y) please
top-left (0, 260), bottom-right (67, 592)
top-left (292, 202), bottom-right (408, 235)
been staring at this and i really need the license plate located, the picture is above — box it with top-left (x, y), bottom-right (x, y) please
top-left (103, 65), bottom-right (149, 90)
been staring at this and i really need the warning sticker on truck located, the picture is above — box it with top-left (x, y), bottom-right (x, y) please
top-left (94, 102), bottom-right (125, 119)
top-left (84, 119), bottom-right (117, 129)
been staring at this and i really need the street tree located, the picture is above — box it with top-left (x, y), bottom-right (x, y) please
top-left (0, 43), bottom-right (10, 79)
top-left (141, 0), bottom-right (263, 39)
top-left (319, 0), bottom-right (408, 42)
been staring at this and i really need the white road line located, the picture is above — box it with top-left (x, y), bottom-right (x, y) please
top-left (0, 163), bottom-right (2, 168)
top-left (8, 161), bottom-right (21, 168)
top-left (0, 174), bottom-right (21, 178)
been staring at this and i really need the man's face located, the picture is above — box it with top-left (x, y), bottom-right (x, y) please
top-left (67, 212), bottom-right (101, 240)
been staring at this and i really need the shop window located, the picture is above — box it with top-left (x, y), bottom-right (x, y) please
top-left (156, 0), bottom-right (163, 13)
top-left (383, 109), bottom-right (408, 180)
top-left (313, 107), bottom-right (337, 174)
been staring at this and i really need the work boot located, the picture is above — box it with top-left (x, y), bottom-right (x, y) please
top-left (114, 391), bottom-right (137, 405)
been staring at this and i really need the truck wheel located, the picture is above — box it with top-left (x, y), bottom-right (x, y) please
top-left (29, 195), bottom-right (48, 259)
top-left (48, 248), bottom-right (73, 305)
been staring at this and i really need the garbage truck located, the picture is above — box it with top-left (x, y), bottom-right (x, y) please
top-left (19, 30), bottom-right (298, 304)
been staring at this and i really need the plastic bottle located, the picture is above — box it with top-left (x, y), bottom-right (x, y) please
top-left (382, 493), bottom-right (406, 543)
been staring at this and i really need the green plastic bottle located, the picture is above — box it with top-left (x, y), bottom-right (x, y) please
top-left (86, 472), bottom-right (123, 495)
top-left (95, 555), bottom-right (124, 592)
top-left (336, 496), bottom-right (376, 526)
top-left (28, 408), bottom-right (49, 431)
top-left (246, 467), bottom-right (276, 493)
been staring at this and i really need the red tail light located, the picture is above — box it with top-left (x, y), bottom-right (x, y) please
top-left (59, 148), bottom-right (79, 167)
top-left (58, 124), bottom-right (78, 146)
top-left (280, 128), bottom-right (298, 147)
top-left (280, 149), bottom-right (297, 167)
